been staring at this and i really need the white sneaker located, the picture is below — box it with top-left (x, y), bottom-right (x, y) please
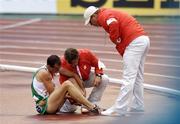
top-left (101, 107), bottom-right (124, 116)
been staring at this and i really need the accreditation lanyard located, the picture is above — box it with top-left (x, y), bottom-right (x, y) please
top-left (76, 65), bottom-right (82, 79)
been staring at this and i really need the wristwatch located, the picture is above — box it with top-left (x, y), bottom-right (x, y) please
top-left (96, 73), bottom-right (102, 78)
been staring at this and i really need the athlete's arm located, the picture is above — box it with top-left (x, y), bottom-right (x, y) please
top-left (39, 70), bottom-right (55, 94)
top-left (59, 68), bottom-right (86, 96)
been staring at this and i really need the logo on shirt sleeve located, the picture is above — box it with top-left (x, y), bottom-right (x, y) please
top-left (83, 65), bottom-right (87, 70)
top-left (106, 18), bottom-right (118, 26)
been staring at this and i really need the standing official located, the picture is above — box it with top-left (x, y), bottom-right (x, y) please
top-left (84, 6), bottom-right (150, 116)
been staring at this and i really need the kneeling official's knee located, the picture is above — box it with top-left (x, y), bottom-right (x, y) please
top-left (101, 74), bottom-right (109, 86)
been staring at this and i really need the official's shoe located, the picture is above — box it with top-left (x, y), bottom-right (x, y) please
top-left (101, 107), bottom-right (125, 116)
top-left (81, 107), bottom-right (89, 114)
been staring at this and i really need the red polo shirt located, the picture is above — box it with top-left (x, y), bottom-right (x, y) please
top-left (59, 49), bottom-right (103, 84)
top-left (97, 8), bottom-right (146, 56)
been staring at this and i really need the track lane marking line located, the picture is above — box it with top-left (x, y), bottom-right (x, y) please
top-left (0, 55), bottom-right (180, 80)
top-left (1, 46), bottom-right (180, 59)
top-left (0, 18), bottom-right (41, 30)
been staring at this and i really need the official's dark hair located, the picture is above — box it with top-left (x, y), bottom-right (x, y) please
top-left (64, 48), bottom-right (79, 64)
top-left (47, 55), bottom-right (61, 68)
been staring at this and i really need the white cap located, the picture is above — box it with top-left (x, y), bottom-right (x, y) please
top-left (84, 6), bottom-right (99, 25)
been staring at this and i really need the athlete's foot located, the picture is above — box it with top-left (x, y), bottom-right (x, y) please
top-left (88, 104), bottom-right (101, 115)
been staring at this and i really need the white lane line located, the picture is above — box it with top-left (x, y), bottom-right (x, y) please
top-left (110, 78), bottom-right (180, 96)
top-left (1, 46), bottom-right (180, 59)
top-left (0, 52), bottom-right (180, 68)
top-left (0, 59), bottom-right (45, 65)
top-left (0, 51), bottom-right (50, 57)
top-left (1, 27), bottom-right (180, 35)
top-left (94, 50), bottom-right (180, 59)
top-left (105, 68), bottom-right (180, 80)
top-left (149, 47), bottom-right (180, 51)
top-left (4, 26), bottom-right (179, 37)
top-left (147, 54), bottom-right (180, 59)
top-left (1, 58), bottom-right (180, 80)
top-left (4, 27), bottom-right (174, 36)
top-left (0, 40), bottom-right (109, 47)
top-left (1, 57), bottom-right (180, 68)
top-left (1, 31), bottom-right (180, 41)
top-left (0, 39), bottom-right (180, 46)
top-left (13, 24), bottom-right (179, 31)
top-left (1, 33), bottom-right (180, 43)
top-left (0, 18), bottom-right (41, 30)
top-left (100, 58), bottom-right (180, 68)
top-left (1, 64), bottom-right (180, 95)
top-left (0, 40), bottom-right (180, 51)
top-left (3, 21), bottom-right (177, 29)
top-left (0, 33), bottom-right (105, 40)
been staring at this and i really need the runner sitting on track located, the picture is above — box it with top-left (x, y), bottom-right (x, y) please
top-left (31, 55), bottom-right (101, 115)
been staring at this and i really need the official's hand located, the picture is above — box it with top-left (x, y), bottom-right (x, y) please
top-left (93, 76), bottom-right (102, 87)
top-left (112, 37), bottom-right (121, 45)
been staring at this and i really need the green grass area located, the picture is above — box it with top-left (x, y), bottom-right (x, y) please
top-left (0, 14), bottom-right (180, 24)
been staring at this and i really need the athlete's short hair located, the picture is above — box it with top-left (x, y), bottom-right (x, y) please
top-left (47, 55), bottom-right (61, 68)
top-left (64, 48), bottom-right (79, 64)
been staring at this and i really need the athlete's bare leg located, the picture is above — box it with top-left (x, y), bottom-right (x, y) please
top-left (46, 80), bottom-right (95, 114)
top-left (69, 78), bottom-right (84, 95)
